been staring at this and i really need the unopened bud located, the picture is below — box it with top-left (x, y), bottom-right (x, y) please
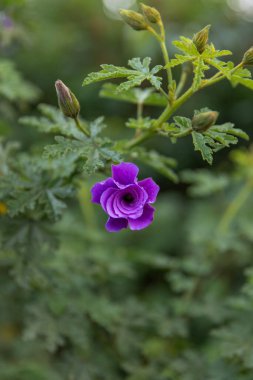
top-left (119, 9), bottom-right (148, 31)
top-left (55, 80), bottom-right (80, 119)
top-left (140, 3), bottom-right (161, 24)
top-left (242, 46), bottom-right (253, 66)
top-left (192, 111), bottom-right (218, 132)
top-left (193, 25), bottom-right (211, 54)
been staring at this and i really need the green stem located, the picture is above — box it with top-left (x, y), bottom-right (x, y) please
top-left (160, 40), bottom-right (173, 88)
top-left (175, 64), bottom-right (191, 97)
top-left (126, 87), bottom-right (193, 149)
top-left (147, 24), bottom-right (173, 89)
top-left (159, 87), bottom-right (170, 100)
top-left (202, 62), bottom-right (243, 89)
top-left (218, 179), bottom-right (253, 234)
top-left (74, 117), bottom-right (90, 137)
top-left (171, 127), bottom-right (193, 138)
top-left (137, 102), bottom-right (143, 120)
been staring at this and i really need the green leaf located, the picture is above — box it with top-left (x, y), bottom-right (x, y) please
top-left (181, 169), bottom-right (230, 197)
top-left (167, 54), bottom-right (195, 68)
top-left (100, 83), bottom-right (168, 106)
top-left (131, 147), bottom-right (178, 182)
top-left (207, 59), bottom-right (234, 79)
top-left (126, 117), bottom-right (153, 130)
top-left (44, 131), bottom-right (121, 175)
top-left (20, 104), bottom-right (86, 140)
top-left (192, 131), bottom-right (214, 164)
top-left (173, 36), bottom-right (199, 56)
top-left (202, 44), bottom-right (232, 59)
top-left (191, 122), bottom-right (248, 164)
top-left (0, 59), bottom-right (40, 103)
top-left (83, 57), bottom-right (163, 92)
top-left (192, 58), bottom-right (209, 91)
top-left (174, 116), bottom-right (192, 130)
top-left (230, 67), bottom-right (253, 90)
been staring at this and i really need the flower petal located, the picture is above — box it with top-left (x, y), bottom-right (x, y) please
top-left (106, 217), bottom-right (128, 232)
top-left (112, 162), bottom-right (139, 187)
top-left (100, 188), bottom-right (119, 218)
top-left (128, 204), bottom-right (155, 231)
top-left (138, 178), bottom-right (160, 203)
top-left (91, 178), bottom-right (117, 204)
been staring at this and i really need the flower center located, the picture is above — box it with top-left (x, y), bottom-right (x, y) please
top-left (123, 193), bottom-right (134, 204)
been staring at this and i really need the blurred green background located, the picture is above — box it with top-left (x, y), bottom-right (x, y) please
top-left (1, 1), bottom-right (253, 380)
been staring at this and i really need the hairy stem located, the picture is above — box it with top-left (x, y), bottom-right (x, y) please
top-left (175, 64), bottom-right (191, 97)
top-left (147, 24), bottom-right (173, 90)
top-left (74, 117), bottom-right (90, 137)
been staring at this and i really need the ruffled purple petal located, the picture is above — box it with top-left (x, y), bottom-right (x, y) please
top-left (128, 204), bottom-right (155, 231)
top-left (138, 178), bottom-right (160, 203)
top-left (106, 217), bottom-right (128, 232)
top-left (91, 178), bottom-right (117, 204)
top-left (100, 188), bottom-right (119, 218)
top-left (112, 162), bottom-right (139, 188)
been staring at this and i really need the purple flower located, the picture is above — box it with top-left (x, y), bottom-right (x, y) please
top-left (91, 162), bottom-right (159, 232)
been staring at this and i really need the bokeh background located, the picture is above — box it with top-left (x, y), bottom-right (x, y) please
top-left (1, 1), bottom-right (253, 379)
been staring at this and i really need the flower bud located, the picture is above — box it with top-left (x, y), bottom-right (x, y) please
top-left (192, 111), bottom-right (218, 132)
top-left (242, 46), bottom-right (253, 66)
top-left (193, 25), bottom-right (211, 54)
top-left (140, 3), bottom-right (161, 24)
top-left (119, 9), bottom-right (148, 31)
top-left (55, 80), bottom-right (80, 119)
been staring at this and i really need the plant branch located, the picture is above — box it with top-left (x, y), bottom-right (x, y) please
top-left (125, 61), bottom-right (243, 150)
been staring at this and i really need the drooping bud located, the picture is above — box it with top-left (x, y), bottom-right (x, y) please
top-left (193, 25), bottom-right (211, 54)
top-left (119, 9), bottom-right (148, 31)
top-left (192, 111), bottom-right (218, 132)
top-left (55, 80), bottom-right (80, 119)
top-left (242, 46), bottom-right (253, 66)
top-left (140, 3), bottom-right (161, 24)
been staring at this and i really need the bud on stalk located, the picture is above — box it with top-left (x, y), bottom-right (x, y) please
top-left (55, 80), bottom-right (80, 119)
top-left (119, 9), bottom-right (148, 31)
top-left (192, 111), bottom-right (218, 132)
top-left (193, 25), bottom-right (211, 54)
top-left (242, 47), bottom-right (253, 66)
top-left (140, 3), bottom-right (161, 24)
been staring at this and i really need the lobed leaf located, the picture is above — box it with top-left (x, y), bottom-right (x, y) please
top-left (100, 83), bottom-right (168, 106)
top-left (83, 57), bottom-right (163, 92)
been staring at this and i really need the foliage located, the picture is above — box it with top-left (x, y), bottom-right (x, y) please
top-left (0, 1), bottom-right (253, 380)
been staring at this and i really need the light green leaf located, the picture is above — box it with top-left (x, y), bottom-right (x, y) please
top-left (193, 58), bottom-right (209, 91)
top-left (192, 131), bottom-right (213, 164)
top-left (126, 117), bottom-right (153, 130)
top-left (230, 67), bottom-right (252, 89)
top-left (83, 57), bottom-right (163, 92)
top-left (131, 148), bottom-right (178, 182)
top-left (19, 104), bottom-right (86, 140)
top-left (99, 83), bottom-right (168, 106)
top-left (173, 36), bottom-right (199, 56)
